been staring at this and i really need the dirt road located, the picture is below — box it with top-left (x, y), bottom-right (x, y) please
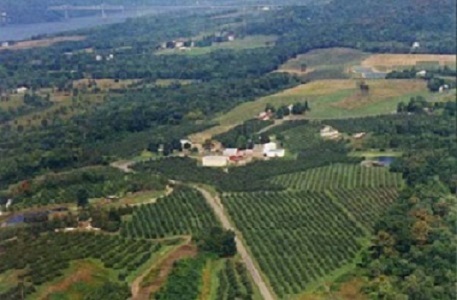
top-left (194, 186), bottom-right (275, 300)
top-left (131, 237), bottom-right (196, 300)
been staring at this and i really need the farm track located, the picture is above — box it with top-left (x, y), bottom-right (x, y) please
top-left (194, 186), bottom-right (275, 300)
top-left (131, 237), bottom-right (196, 300)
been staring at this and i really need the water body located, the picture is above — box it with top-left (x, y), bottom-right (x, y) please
top-left (0, 8), bottom-right (170, 42)
top-left (373, 156), bottom-right (396, 166)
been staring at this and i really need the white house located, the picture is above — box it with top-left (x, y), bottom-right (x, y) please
top-left (16, 87), bottom-right (28, 94)
top-left (412, 42), bottom-right (420, 49)
top-left (1, 41), bottom-right (9, 48)
top-left (223, 148), bottom-right (239, 157)
top-left (5, 199), bottom-right (12, 209)
top-left (265, 149), bottom-right (285, 158)
top-left (202, 156), bottom-right (228, 167)
top-left (95, 55), bottom-right (103, 61)
top-left (320, 126), bottom-right (340, 139)
top-left (416, 70), bottom-right (427, 77)
top-left (262, 142), bottom-right (277, 154)
top-left (180, 139), bottom-right (192, 148)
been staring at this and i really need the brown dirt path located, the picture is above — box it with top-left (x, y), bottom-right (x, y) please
top-left (193, 186), bottom-right (276, 300)
top-left (131, 241), bottom-right (197, 300)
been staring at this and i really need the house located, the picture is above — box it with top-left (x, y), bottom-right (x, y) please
top-left (320, 126), bottom-right (340, 139)
top-left (107, 54), bottom-right (114, 61)
top-left (438, 85), bottom-right (450, 93)
top-left (5, 199), bottom-right (12, 209)
top-left (1, 41), bottom-right (9, 48)
top-left (412, 42), bottom-right (420, 49)
top-left (227, 35), bottom-right (235, 42)
top-left (265, 149), bottom-right (285, 158)
top-left (95, 55), bottom-right (103, 61)
top-left (175, 41), bottom-right (184, 48)
top-left (416, 70), bottom-right (427, 77)
top-left (202, 156), bottom-right (228, 167)
top-left (261, 6), bottom-right (270, 11)
top-left (353, 132), bottom-right (366, 139)
top-left (16, 86), bottom-right (28, 94)
top-left (262, 142), bottom-right (277, 154)
top-left (258, 111), bottom-right (273, 121)
top-left (223, 148), bottom-right (240, 157)
top-left (180, 139), bottom-right (192, 149)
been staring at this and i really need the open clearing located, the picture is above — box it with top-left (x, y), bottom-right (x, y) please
top-left (156, 35), bottom-right (277, 56)
top-left (212, 79), bottom-right (428, 126)
top-left (0, 36), bottom-right (85, 51)
top-left (191, 78), bottom-right (428, 142)
top-left (277, 48), bottom-right (369, 79)
top-left (362, 54), bottom-right (456, 71)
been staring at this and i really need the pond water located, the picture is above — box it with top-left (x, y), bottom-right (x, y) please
top-left (373, 156), bottom-right (397, 166)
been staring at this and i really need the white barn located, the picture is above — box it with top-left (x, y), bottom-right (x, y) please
top-left (202, 156), bottom-right (228, 167)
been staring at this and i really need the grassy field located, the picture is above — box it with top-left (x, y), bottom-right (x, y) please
top-left (277, 48), bottom-right (369, 79)
top-left (156, 35), bottom-right (277, 56)
top-left (33, 259), bottom-right (117, 300)
top-left (361, 54), bottom-right (456, 71)
top-left (0, 36), bottom-right (85, 51)
top-left (213, 79), bottom-right (428, 125)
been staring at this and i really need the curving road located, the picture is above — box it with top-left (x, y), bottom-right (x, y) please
top-left (194, 186), bottom-right (275, 300)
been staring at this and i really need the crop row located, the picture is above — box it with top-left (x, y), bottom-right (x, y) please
top-left (222, 191), bottom-right (365, 298)
top-left (330, 188), bottom-right (399, 229)
top-left (121, 186), bottom-right (219, 238)
top-left (0, 232), bottom-right (159, 289)
top-left (271, 164), bottom-right (403, 191)
top-left (217, 259), bottom-right (254, 300)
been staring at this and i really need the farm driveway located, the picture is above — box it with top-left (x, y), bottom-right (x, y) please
top-left (194, 186), bottom-right (275, 300)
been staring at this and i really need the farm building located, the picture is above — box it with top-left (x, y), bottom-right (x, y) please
top-left (265, 149), bottom-right (285, 158)
top-left (16, 86), bottom-right (28, 93)
top-left (320, 126), bottom-right (340, 139)
top-left (262, 142), bottom-right (277, 154)
top-left (180, 139), bottom-right (192, 148)
top-left (202, 156), bottom-right (228, 167)
top-left (223, 148), bottom-right (240, 157)
top-left (416, 70), bottom-right (427, 77)
top-left (353, 132), bottom-right (366, 139)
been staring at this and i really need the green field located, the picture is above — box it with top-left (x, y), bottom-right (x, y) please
top-left (277, 48), bottom-right (369, 80)
top-left (156, 35), bottom-right (277, 56)
top-left (213, 79), bottom-right (429, 127)
top-left (121, 186), bottom-right (219, 238)
top-left (271, 164), bottom-right (403, 191)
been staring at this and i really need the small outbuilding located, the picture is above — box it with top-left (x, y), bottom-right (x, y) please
top-left (265, 149), bottom-right (285, 158)
top-left (202, 156), bottom-right (228, 167)
top-left (223, 148), bottom-right (240, 157)
top-left (262, 142), bottom-right (277, 154)
top-left (320, 126), bottom-right (340, 139)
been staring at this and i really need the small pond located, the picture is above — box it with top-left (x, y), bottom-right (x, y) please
top-left (372, 156), bottom-right (397, 166)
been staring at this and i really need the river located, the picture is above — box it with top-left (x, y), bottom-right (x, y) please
top-left (0, 7), bottom-right (173, 42)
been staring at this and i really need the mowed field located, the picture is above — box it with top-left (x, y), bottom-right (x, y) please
top-left (213, 79), bottom-right (428, 125)
top-left (155, 35), bottom-right (277, 56)
top-left (361, 54), bottom-right (456, 71)
top-left (277, 48), bottom-right (369, 79)
top-left (0, 36), bottom-right (86, 51)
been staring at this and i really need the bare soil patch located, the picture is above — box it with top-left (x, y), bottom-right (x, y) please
top-left (362, 54), bottom-right (456, 71)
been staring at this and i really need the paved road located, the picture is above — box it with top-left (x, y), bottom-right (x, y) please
top-left (194, 186), bottom-right (275, 300)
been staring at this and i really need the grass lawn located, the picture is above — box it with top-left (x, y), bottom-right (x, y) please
top-left (0, 270), bottom-right (21, 294)
top-left (361, 53), bottom-right (456, 72)
top-left (349, 150), bottom-right (403, 158)
top-left (155, 35), bottom-right (277, 56)
top-left (31, 259), bottom-right (118, 300)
